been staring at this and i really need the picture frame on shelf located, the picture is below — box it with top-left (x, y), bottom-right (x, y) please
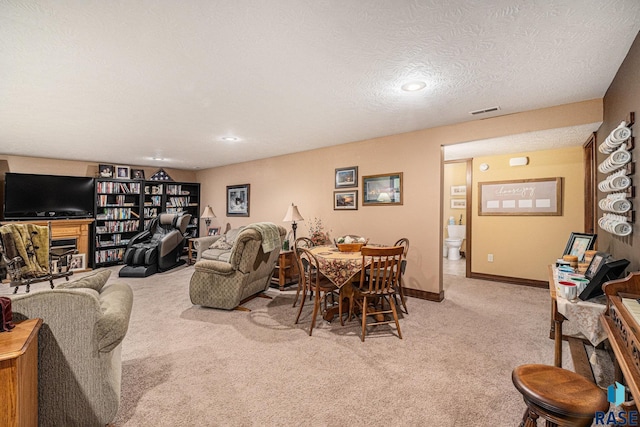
top-left (227, 184), bottom-right (250, 217)
top-left (585, 252), bottom-right (610, 280)
top-left (450, 185), bottom-right (466, 196)
top-left (562, 232), bottom-right (597, 262)
top-left (69, 253), bottom-right (86, 272)
top-left (99, 164), bottom-right (114, 178)
top-left (131, 169), bottom-right (145, 180)
top-left (335, 166), bottom-right (358, 188)
top-left (334, 190), bottom-right (358, 210)
top-left (208, 227), bottom-right (220, 236)
top-left (451, 199), bottom-right (466, 209)
top-left (115, 165), bottom-right (130, 180)
top-left (362, 172), bottom-right (403, 206)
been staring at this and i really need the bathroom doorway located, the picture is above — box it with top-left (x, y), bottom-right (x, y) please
top-left (443, 159), bottom-right (472, 277)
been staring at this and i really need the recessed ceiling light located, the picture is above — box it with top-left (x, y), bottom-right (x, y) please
top-left (221, 136), bottom-right (239, 142)
top-left (401, 81), bottom-right (426, 92)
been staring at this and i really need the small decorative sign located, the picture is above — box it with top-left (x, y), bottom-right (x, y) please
top-left (478, 177), bottom-right (562, 216)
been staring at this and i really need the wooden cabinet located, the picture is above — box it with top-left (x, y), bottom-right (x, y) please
top-left (271, 250), bottom-right (299, 291)
top-left (0, 318), bottom-right (42, 427)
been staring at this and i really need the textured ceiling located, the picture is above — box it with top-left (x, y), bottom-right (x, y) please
top-left (443, 122), bottom-right (602, 161)
top-left (1, 1), bottom-right (639, 169)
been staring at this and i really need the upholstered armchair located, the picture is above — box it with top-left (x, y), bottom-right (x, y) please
top-left (9, 269), bottom-right (133, 427)
top-left (189, 223), bottom-right (286, 310)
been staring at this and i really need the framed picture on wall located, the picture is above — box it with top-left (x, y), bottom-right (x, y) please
top-left (450, 185), bottom-right (466, 196)
top-left (362, 172), bottom-right (403, 206)
top-left (451, 199), bottom-right (466, 209)
top-left (335, 166), bottom-right (358, 188)
top-left (227, 184), bottom-right (250, 216)
top-left (334, 190), bottom-right (358, 210)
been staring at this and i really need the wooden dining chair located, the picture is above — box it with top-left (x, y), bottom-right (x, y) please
top-left (349, 246), bottom-right (404, 341)
top-left (292, 237), bottom-right (314, 308)
top-left (394, 238), bottom-right (410, 314)
top-left (293, 247), bottom-right (340, 335)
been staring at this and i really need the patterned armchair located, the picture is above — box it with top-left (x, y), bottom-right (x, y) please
top-left (189, 223), bottom-right (286, 310)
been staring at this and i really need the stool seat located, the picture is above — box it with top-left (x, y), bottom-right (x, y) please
top-left (512, 364), bottom-right (609, 426)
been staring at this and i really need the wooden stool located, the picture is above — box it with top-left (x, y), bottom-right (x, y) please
top-left (512, 364), bottom-right (609, 427)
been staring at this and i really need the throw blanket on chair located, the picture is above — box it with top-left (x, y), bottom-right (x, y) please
top-left (246, 222), bottom-right (281, 253)
top-left (0, 223), bottom-right (50, 277)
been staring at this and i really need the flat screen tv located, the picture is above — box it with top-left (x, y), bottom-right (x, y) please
top-left (3, 173), bottom-right (95, 220)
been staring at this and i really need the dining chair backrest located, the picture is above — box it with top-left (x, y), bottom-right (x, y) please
top-left (359, 246), bottom-right (404, 294)
top-left (294, 237), bottom-right (314, 251)
top-left (295, 247), bottom-right (323, 290)
top-left (394, 238), bottom-right (409, 257)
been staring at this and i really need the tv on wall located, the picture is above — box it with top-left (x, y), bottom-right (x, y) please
top-left (3, 173), bottom-right (95, 220)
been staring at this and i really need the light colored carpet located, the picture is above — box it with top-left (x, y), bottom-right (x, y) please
top-left (5, 265), bottom-right (600, 426)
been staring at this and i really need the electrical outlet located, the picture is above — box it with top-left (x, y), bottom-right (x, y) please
top-left (488, 254), bottom-right (494, 262)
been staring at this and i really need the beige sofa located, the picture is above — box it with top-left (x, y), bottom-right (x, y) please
top-left (189, 223), bottom-right (285, 310)
top-left (9, 269), bottom-right (133, 427)
top-left (190, 225), bottom-right (244, 263)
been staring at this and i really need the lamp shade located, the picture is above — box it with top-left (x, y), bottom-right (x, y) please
top-left (377, 192), bottom-right (391, 202)
top-left (200, 205), bottom-right (216, 219)
top-left (282, 203), bottom-right (304, 222)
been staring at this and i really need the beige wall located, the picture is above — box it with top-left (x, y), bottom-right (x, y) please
top-left (197, 100), bottom-right (602, 295)
top-left (443, 161), bottom-right (468, 233)
top-left (471, 146), bottom-right (585, 281)
top-left (0, 154), bottom-right (196, 182)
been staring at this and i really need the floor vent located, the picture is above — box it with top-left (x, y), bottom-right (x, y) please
top-left (469, 106), bottom-right (500, 115)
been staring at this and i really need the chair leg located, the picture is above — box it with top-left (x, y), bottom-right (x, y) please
top-left (309, 289), bottom-right (321, 336)
top-left (294, 282), bottom-right (308, 324)
top-left (389, 295), bottom-right (402, 339)
top-left (292, 282), bottom-right (303, 307)
top-left (360, 295), bottom-right (368, 342)
top-left (397, 278), bottom-right (408, 314)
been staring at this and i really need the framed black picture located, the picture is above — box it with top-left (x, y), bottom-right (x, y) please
top-left (99, 164), bottom-right (114, 178)
top-left (562, 232), bottom-right (597, 262)
top-left (585, 252), bottom-right (610, 280)
top-left (335, 166), bottom-right (358, 188)
top-left (227, 184), bottom-right (250, 217)
top-left (131, 169), bottom-right (145, 180)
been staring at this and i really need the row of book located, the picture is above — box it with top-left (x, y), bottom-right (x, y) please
top-left (97, 181), bottom-right (141, 194)
top-left (95, 235), bottom-right (130, 248)
top-left (97, 194), bottom-right (136, 207)
top-left (167, 196), bottom-right (191, 207)
top-left (95, 220), bottom-right (140, 233)
top-left (96, 208), bottom-right (139, 220)
top-left (95, 248), bottom-right (126, 264)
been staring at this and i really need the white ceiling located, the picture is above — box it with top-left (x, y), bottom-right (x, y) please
top-left (1, 1), bottom-right (639, 170)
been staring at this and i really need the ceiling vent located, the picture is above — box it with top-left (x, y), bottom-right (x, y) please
top-left (469, 106), bottom-right (500, 116)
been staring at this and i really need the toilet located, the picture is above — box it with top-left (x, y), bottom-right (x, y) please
top-left (445, 225), bottom-right (465, 260)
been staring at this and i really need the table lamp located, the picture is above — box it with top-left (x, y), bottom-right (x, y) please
top-left (200, 205), bottom-right (216, 229)
top-left (283, 203), bottom-right (304, 241)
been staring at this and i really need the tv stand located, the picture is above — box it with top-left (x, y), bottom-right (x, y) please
top-left (1, 219), bottom-right (93, 272)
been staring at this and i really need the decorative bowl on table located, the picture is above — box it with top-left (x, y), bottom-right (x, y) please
top-left (335, 235), bottom-right (368, 252)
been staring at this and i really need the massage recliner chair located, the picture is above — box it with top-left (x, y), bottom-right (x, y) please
top-left (119, 212), bottom-right (191, 277)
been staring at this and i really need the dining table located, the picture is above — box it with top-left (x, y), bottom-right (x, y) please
top-left (307, 245), bottom-right (371, 322)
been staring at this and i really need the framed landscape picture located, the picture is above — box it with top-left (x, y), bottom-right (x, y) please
top-left (362, 172), bottom-right (403, 206)
top-left (334, 190), bottom-right (358, 210)
top-left (227, 184), bottom-right (250, 216)
top-left (335, 166), bottom-right (358, 188)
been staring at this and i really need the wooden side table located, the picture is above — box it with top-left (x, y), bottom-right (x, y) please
top-left (187, 238), bottom-right (197, 265)
top-left (271, 250), bottom-right (299, 291)
top-left (0, 318), bottom-right (42, 427)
